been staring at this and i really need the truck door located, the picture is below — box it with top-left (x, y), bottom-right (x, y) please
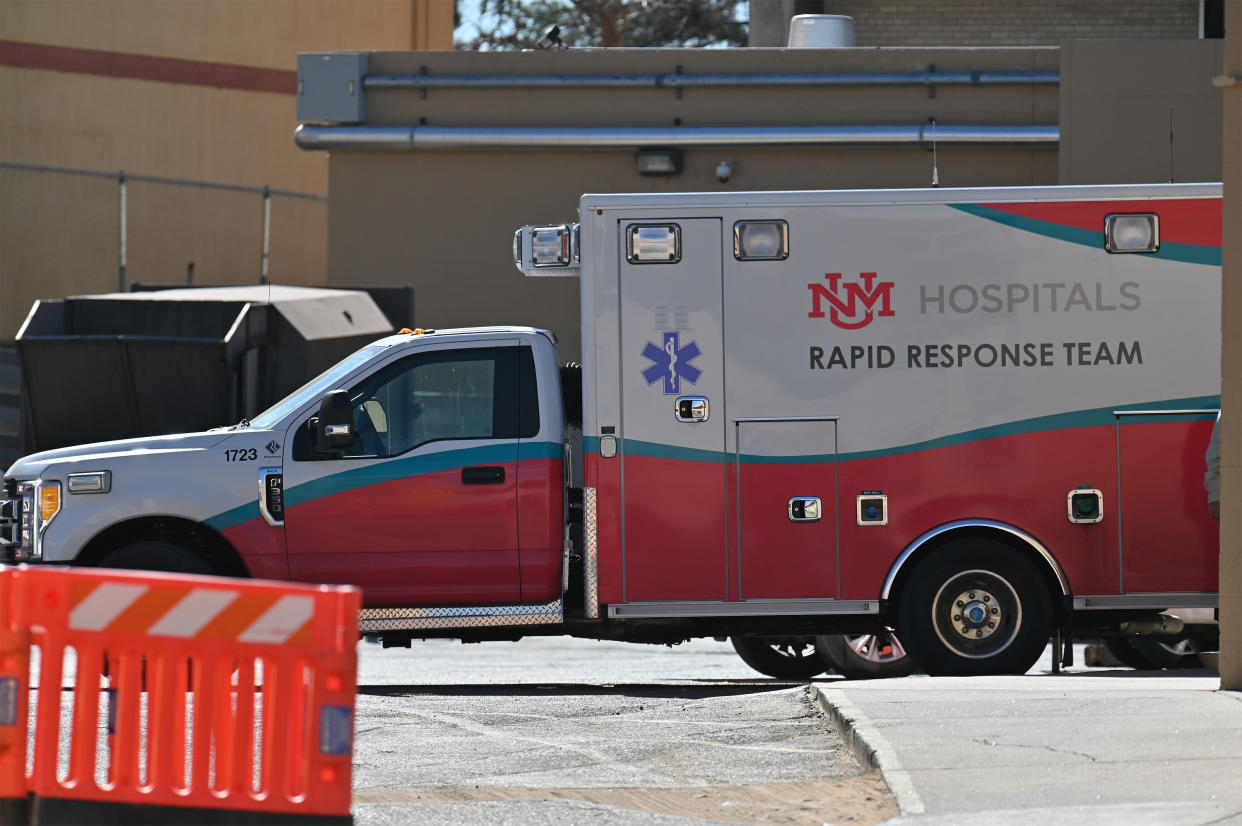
top-left (281, 341), bottom-right (531, 606)
top-left (619, 219), bottom-right (727, 602)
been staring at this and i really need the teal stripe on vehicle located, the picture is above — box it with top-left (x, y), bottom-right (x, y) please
top-left (581, 396), bottom-right (1218, 465)
top-left (205, 440), bottom-right (562, 531)
top-left (205, 501), bottom-right (260, 533)
top-left (950, 203), bottom-right (1221, 266)
top-left (624, 438), bottom-right (725, 464)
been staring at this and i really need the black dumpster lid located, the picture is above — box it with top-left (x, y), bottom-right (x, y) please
top-left (53, 285), bottom-right (393, 341)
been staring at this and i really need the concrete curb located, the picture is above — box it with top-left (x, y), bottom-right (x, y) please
top-left (812, 685), bottom-right (925, 816)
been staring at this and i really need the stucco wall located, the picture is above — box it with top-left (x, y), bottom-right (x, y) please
top-left (0, 0), bottom-right (451, 339)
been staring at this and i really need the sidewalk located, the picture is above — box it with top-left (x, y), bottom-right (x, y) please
top-left (815, 669), bottom-right (1242, 825)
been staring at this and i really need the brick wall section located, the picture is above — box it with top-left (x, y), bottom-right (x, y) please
top-left (822, 0), bottom-right (1200, 46)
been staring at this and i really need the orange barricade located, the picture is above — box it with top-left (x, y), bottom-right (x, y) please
top-left (0, 567), bottom-right (32, 825)
top-left (3, 564), bottom-right (360, 826)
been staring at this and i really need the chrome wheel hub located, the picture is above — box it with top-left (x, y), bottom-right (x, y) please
top-left (950, 589), bottom-right (1003, 640)
top-left (931, 569), bottom-right (1023, 659)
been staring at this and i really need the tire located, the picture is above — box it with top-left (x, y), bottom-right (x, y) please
top-left (815, 630), bottom-right (917, 680)
top-left (730, 636), bottom-right (830, 680)
top-left (98, 540), bottom-right (214, 575)
top-left (896, 540), bottom-right (1052, 676)
top-left (1101, 637), bottom-right (1154, 670)
top-left (98, 540), bottom-right (212, 691)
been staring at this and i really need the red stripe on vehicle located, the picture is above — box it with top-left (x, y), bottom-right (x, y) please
top-left (979, 198), bottom-right (1220, 247)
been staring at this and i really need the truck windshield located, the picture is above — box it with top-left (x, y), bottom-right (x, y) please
top-left (249, 343), bottom-right (390, 430)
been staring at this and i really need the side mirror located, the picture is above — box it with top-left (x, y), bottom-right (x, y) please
top-left (309, 389), bottom-right (354, 454)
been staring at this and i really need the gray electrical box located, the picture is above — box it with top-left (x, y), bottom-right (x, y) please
top-left (297, 52), bottom-right (367, 124)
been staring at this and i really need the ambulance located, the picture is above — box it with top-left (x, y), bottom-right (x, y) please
top-left (2, 183), bottom-right (1222, 676)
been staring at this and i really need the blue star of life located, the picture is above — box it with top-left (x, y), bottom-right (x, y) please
top-left (641, 332), bottom-right (702, 394)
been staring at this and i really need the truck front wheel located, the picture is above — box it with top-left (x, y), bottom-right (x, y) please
top-left (730, 636), bottom-right (829, 680)
top-left (896, 541), bottom-right (1051, 676)
top-left (98, 540), bottom-right (214, 575)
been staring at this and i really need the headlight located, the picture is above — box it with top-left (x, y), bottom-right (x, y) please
top-left (17, 480), bottom-right (61, 561)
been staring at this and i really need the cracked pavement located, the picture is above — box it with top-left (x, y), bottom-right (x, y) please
top-left (820, 667), bottom-right (1242, 825)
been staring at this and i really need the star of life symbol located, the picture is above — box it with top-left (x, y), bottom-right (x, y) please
top-left (640, 331), bottom-right (702, 394)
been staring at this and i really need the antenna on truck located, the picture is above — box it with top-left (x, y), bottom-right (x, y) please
top-left (1168, 105), bottom-right (1175, 183)
top-left (928, 117), bottom-right (940, 187)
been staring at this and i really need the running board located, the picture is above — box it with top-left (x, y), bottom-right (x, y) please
top-left (359, 598), bottom-right (563, 633)
top-left (608, 599), bottom-right (879, 619)
top-left (1072, 592), bottom-right (1217, 610)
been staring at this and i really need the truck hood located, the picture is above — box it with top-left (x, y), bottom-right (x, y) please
top-left (5, 430), bottom-right (239, 478)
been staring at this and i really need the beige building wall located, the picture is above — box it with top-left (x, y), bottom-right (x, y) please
top-left (1059, 39), bottom-right (1224, 184)
top-left (0, 0), bottom-right (452, 340)
top-left (1219, 0), bottom-right (1241, 689)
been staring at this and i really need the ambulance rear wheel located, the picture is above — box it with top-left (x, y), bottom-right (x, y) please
top-left (730, 636), bottom-right (829, 680)
top-left (99, 540), bottom-right (214, 575)
top-left (896, 542), bottom-right (1051, 676)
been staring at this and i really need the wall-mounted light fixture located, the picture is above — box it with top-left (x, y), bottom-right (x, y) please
top-left (635, 148), bottom-right (683, 176)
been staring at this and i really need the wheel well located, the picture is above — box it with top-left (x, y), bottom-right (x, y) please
top-left (75, 517), bottom-right (250, 577)
top-left (884, 525), bottom-right (1069, 623)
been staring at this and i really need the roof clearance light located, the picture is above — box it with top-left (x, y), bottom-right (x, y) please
top-left (1105, 213), bottom-right (1159, 253)
top-left (627, 224), bottom-right (681, 264)
top-left (734, 220), bottom-right (790, 261)
top-left (532, 225), bottom-right (573, 267)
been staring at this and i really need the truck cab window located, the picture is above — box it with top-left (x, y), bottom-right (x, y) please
top-left (294, 345), bottom-right (537, 460)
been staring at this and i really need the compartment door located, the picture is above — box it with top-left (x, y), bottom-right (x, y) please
top-left (618, 219), bottom-right (727, 602)
top-left (736, 418), bottom-right (839, 600)
top-left (1117, 410), bottom-right (1218, 592)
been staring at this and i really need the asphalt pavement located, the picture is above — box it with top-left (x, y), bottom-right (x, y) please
top-left (352, 637), bottom-right (893, 826)
top-left (816, 663), bottom-right (1242, 825)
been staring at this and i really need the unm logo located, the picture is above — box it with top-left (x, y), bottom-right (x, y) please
top-left (808, 272), bottom-right (895, 330)
top-left (640, 331), bottom-right (702, 394)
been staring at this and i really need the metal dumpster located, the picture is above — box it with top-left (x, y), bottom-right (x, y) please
top-left (15, 285), bottom-right (393, 452)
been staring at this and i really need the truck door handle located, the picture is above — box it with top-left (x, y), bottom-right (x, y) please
top-left (462, 466), bottom-right (505, 485)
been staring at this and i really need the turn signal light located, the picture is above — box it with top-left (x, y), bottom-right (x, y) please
top-left (40, 482), bottom-right (61, 522)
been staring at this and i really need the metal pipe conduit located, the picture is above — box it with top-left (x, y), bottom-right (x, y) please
top-left (364, 70), bottom-right (1059, 90)
top-left (294, 123), bottom-right (1059, 151)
